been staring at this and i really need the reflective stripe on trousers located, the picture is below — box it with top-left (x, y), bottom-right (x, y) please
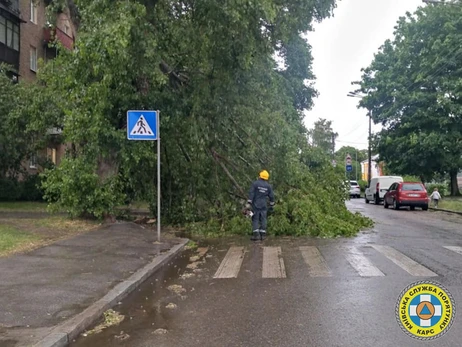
top-left (252, 209), bottom-right (267, 233)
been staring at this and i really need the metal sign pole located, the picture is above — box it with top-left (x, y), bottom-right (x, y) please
top-left (157, 111), bottom-right (161, 243)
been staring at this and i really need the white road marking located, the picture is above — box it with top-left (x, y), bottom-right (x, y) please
top-left (262, 247), bottom-right (286, 278)
top-left (443, 246), bottom-right (462, 256)
top-left (213, 247), bottom-right (245, 278)
top-left (371, 245), bottom-right (437, 277)
top-left (343, 246), bottom-right (385, 277)
top-left (299, 246), bottom-right (332, 277)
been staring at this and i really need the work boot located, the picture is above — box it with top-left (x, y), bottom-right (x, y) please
top-left (259, 231), bottom-right (266, 241)
top-left (251, 231), bottom-right (260, 241)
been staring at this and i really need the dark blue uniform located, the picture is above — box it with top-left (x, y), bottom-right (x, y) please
top-left (248, 178), bottom-right (275, 235)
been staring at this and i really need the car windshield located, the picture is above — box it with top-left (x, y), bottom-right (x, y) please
top-left (402, 183), bottom-right (424, 191)
top-left (350, 182), bottom-right (358, 186)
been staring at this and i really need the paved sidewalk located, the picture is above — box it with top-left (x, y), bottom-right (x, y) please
top-left (0, 221), bottom-right (187, 347)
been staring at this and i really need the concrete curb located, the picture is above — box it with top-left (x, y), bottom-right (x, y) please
top-left (430, 207), bottom-right (462, 216)
top-left (32, 238), bottom-right (189, 347)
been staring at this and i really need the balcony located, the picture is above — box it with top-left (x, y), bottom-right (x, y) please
top-left (0, 42), bottom-right (19, 70)
top-left (0, 0), bottom-right (20, 17)
top-left (43, 26), bottom-right (74, 50)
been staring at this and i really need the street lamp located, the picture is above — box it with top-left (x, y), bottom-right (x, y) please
top-left (347, 92), bottom-right (372, 188)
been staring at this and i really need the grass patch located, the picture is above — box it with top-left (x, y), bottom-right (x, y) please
top-left (0, 216), bottom-right (101, 257)
top-left (0, 201), bottom-right (48, 212)
top-left (438, 198), bottom-right (462, 212)
top-left (0, 225), bottom-right (41, 256)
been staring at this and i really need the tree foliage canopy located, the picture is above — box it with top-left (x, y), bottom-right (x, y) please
top-left (308, 118), bottom-right (338, 156)
top-left (354, 4), bottom-right (462, 195)
top-left (22, 0), bottom-right (373, 236)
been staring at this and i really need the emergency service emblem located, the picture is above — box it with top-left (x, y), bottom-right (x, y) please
top-left (396, 281), bottom-right (455, 340)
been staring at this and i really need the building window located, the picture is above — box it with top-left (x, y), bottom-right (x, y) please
top-left (29, 153), bottom-right (37, 169)
top-left (47, 147), bottom-right (57, 165)
top-left (0, 16), bottom-right (19, 51)
top-left (30, 46), bottom-right (37, 72)
top-left (30, 0), bottom-right (38, 24)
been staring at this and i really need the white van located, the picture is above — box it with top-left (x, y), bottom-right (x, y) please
top-left (365, 176), bottom-right (403, 204)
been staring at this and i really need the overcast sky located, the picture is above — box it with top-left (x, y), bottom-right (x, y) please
top-left (304, 0), bottom-right (424, 150)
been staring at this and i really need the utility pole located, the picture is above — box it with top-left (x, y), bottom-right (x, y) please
top-left (368, 111), bottom-right (372, 187)
top-left (347, 91), bottom-right (373, 186)
top-left (331, 132), bottom-right (335, 162)
top-left (355, 150), bottom-right (358, 181)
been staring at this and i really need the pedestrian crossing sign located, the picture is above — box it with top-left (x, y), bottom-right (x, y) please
top-left (127, 110), bottom-right (158, 140)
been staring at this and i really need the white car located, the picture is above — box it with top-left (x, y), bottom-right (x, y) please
top-left (349, 180), bottom-right (361, 198)
top-left (365, 176), bottom-right (403, 204)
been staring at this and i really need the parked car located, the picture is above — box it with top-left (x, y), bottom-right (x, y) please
top-left (349, 180), bottom-right (361, 198)
top-left (383, 182), bottom-right (429, 211)
top-left (365, 176), bottom-right (403, 204)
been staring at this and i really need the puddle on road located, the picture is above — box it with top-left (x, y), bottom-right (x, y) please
top-left (70, 243), bottom-right (212, 347)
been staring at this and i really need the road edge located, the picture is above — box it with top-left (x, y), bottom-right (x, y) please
top-left (430, 207), bottom-right (462, 216)
top-left (32, 238), bottom-right (189, 347)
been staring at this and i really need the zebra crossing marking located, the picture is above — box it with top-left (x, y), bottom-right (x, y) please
top-left (212, 244), bottom-right (448, 279)
top-left (299, 246), bottom-right (332, 277)
top-left (262, 247), bottom-right (286, 278)
top-left (370, 245), bottom-right (437, 277)
top-left (443, 246), bottom-right (462, 256)
top-left (213, 246), bottom-right (245, 279)
top-left (342, 246), bottom-right (385, 277)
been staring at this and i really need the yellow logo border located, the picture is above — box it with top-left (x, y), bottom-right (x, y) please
top-left (395, 280), bottom-right (456, 341)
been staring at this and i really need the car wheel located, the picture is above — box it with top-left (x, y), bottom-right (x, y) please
top-left (393, 199), bottom-right (400, 210)
top-left (410, 206), bottom-right (415, 211)
top-left (365, 197), bottom-right (369, 204)
top-left (384, 200), bottom-right (389, 209)
top-left (422, 205), bottom-right (428, 211)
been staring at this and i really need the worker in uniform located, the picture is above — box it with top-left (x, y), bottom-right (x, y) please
top-left (246, 170), bottom-right (275, 241)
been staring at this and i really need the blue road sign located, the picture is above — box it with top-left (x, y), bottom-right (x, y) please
top-left (127, 110), bottom-right (158, 140)
top-left (346, 165), bottom-right (353, 172)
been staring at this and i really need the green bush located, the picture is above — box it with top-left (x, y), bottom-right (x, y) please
top-left (20, 174), bottom-right (44, 201)
top-left (402, 175), bottom-right (422, 183)
top-left (358, 180), bottom-right (368, 192)
top-left (426, 183), bottom-right (448, 196)
top-left (0, 178), bottom-right (22, 201)
top-left (41, 157), bottom-right (125, 218)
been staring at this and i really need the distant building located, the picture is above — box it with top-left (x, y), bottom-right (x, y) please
top-left (361, 155), bottom-right (384, 182)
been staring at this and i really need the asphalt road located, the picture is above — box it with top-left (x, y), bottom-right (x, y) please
top-left (72, 200), bottom-right (462, 347)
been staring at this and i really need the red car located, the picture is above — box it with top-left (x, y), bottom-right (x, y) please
top-left (384, 182), bottom-right (429, 211)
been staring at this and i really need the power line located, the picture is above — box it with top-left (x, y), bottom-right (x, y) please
top-left (336, 139), bottom-right (368, 145)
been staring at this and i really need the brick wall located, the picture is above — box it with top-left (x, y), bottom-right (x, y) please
top-left (18, 0), bottom-right (46, 82)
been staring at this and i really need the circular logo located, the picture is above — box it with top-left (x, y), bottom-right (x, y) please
top-left (396, 281), bottom-right (456, 340)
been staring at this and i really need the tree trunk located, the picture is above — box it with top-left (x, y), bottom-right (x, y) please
top-left (449, 170), bottom-right (461, 196)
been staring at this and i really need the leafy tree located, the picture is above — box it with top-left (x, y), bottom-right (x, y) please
top-left (308, 118), bottom-right (338, 156)
top-left (26, 0), bottom-right (373, 236)
top-left (354, 4), bottom-right (462, 195)
top-left (0, 69), bottom-right (37, 179)
top-left (335, 146), bottom-right (366, 181)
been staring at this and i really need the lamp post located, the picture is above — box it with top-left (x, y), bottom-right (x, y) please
top-left (347, 92), bottom-right (372, 187)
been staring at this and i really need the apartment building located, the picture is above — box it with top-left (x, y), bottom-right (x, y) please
top-left (1, 0), bottom-right (75, 173)
top-left (0, 0), bottom-right (21, 77)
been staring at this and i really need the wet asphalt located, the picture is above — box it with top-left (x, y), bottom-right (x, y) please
top-left (71, 200), bottom-right (462, 347)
